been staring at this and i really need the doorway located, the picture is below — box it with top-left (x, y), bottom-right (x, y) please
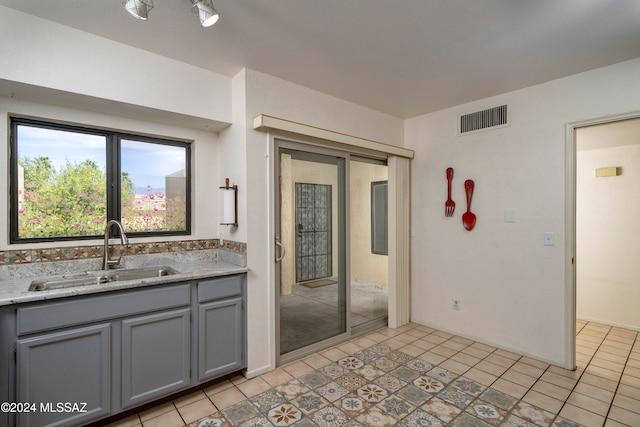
top-left (575, 117), bottom-right (640, 331)
top-left (567, 113), bottom-right (640, 370)
top-left (275, 140), bottom-right (388, 364)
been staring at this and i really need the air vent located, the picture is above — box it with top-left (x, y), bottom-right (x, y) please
top-left (459, 104), bottom-right (509, 135)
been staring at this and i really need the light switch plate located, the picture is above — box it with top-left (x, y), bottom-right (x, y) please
top-left (544, 232), bottom-right (555, 246)
top-left (504, 209), bottom-right (515, 223)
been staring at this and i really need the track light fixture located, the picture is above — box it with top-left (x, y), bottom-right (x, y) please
top-left (122, 0), bottom-right (220, 27)
top-left (192, 0), bottom-right (220, 27)
top-left (123, 0), bottom-right (154, 20)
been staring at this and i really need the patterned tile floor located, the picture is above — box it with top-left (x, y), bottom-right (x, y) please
top-left (105, 320), bottom-right (640, 427)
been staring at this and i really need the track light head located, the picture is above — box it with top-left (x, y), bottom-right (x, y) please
top-left (192, 0), bottom-right (220, 27)
top-left (123, 0), bottom-right (220, 27)
top-left (123, 0), bottom-right (154, 20)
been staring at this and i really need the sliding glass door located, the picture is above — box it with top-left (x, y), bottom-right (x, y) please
top-left (276, 146), bottom-right (347, 362)
top-left (275, 141), bottom-right (388, 364)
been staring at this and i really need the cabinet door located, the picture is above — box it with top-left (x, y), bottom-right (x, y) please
top-left (17, 324), bottom-right (111, 427)
top-left (121, 308), bottom-right (191, 409)
top-left (198, 297), bottom-right (244, 381)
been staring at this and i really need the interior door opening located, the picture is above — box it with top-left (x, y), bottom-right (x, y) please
top-left (575, 117), bottom-right (640, 332)
top-left (567, 114), bottom-right (640, 371)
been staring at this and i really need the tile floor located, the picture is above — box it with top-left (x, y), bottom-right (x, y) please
top-left (104, 320), bottom-right (640, 427)
top-left (280, 281), bottom-right (388, 354)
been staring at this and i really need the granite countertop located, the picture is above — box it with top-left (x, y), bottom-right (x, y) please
top-left (0, 251), bottom-right (248, 306)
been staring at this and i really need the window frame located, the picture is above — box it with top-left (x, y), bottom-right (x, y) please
top-left (10, 117), bottom-right (192, 243)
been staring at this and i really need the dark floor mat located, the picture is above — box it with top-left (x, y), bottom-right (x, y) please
top-left (300, 279), bottom-right (336, 288)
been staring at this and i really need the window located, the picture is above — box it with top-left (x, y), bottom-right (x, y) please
top-left (10, 118), bottom-right (191, 243)
top-left (370, 180), bottom-right (388, 255)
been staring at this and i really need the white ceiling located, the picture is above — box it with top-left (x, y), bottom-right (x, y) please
top-left (2, 0), bottom-right (640, 119)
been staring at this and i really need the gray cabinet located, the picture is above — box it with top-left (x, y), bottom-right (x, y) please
top-left (3, 273), bottom-right (245, 427)
top-left (13, 283), bottom-right (191, 427)
top-left (16, 324), bottom-right (111, 427)
top-left (121, 308), bottom-right (191, 409)
top-left (198, 298), bottom-right (243, 380)
top-left (197, 274), bottom-right (245, 381)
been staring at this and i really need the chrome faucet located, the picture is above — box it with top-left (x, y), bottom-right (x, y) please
top-left (103, 220), bottom-right (129, 271)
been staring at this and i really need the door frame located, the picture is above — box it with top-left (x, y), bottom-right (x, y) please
top-left (264, 122), bottom-right (412, 368)
top-left (565, 109), bottom-right (640, 370)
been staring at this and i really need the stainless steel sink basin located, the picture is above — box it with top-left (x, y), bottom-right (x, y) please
top-left (28, 266), bottom-right (180, 292)
top-left (28, 275), bottom-right (108, 291)
top-left (98, 266), bottom-right (180, 282)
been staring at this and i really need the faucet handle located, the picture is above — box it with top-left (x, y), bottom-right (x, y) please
top-left (107, 256), bottom-right (122, 267)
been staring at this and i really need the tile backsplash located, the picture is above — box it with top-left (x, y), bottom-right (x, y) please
top-left (0, 238), bottom-right (246, 266)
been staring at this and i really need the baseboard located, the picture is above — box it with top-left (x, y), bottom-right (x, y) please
top-left (410, 318), bottom-right (571, 370)
top-left (577, 316), bottom-right (640, 333)
top-left (244, 364), bottom-right (273, 379)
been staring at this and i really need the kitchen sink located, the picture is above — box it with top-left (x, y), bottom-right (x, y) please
top-left (28, 274), bottom-right (108, 291)
top-left (96, 266), bottom-right (180, 282)
top-left (28, 266), bottom-right (180, 292)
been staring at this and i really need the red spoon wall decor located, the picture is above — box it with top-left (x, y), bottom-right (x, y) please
top-left (462, 179), bottom-right (476, 231)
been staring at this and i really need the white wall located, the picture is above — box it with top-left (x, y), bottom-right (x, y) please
top-left (218, 70), bottom-right (248, 243)
top-left (0, 6), bottom-right (231, 126)
top-left (241, 69), bottom-right (404, 375)
top-left (405, 57), bottom-right (640, 367)
top-left (576, 142), bottom-right (640, 330)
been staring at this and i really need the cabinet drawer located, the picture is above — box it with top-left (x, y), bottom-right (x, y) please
top-left (198, 275), bottom-right (242, 303)
top-left (17, 284), bottom-right (190, 335)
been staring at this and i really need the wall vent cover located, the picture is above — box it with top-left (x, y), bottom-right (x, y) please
top-left (459, 104), bottom-right (509, 135)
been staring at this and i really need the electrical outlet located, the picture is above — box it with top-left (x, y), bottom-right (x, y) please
top-left (452, 299), bottom-right (460, 311)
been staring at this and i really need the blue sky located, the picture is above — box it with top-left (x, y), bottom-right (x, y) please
top-left (18, 126), bottom-right (186, 191)
top-left (121, 139), bottom-right (186, 191)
